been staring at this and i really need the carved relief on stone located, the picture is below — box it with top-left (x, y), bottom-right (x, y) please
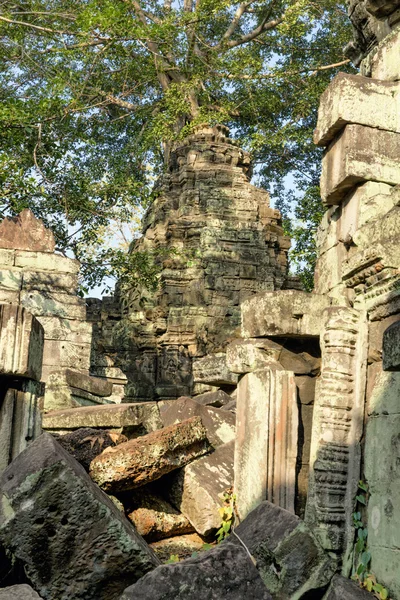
top-left (305, 307), bottom-right (368, 572)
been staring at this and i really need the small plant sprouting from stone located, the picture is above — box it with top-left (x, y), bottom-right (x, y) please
top-left (216, 488), bottom-right (236, 543)
top-left (352, 481), bottom-right (390, 600)
top-left (166, 554), bottom-right (180, 564)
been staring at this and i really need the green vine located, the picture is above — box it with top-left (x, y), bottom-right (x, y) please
top-left (352, 481), bottom-right (390, 600)
top-left (216, 488), bottom-right (236, 543)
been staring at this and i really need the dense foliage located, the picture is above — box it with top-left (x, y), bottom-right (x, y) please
top-left (0, 0), bottom-right (352, 290)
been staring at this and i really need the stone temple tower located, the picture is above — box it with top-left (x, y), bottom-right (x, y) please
top-left (92, 124), bottom-right (292, 401)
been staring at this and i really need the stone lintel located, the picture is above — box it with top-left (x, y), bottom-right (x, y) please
top-left (321, 125), bottom-right (400, 205)
top-left (314, 72), bottom-right (400, 147)
top-left (241, 290), bottom-right (332, 338)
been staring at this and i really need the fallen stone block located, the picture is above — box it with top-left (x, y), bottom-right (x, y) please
top-left (229, 501), bottom-right (335, 599)
top-left (226, 339), bottom-right (281, 374)
top-left (241, 290), bottom-right (331, 338)
top-left (43, 402), bottom-right (162, 434)
top-left (120, 542), bottom-right (272, 600)
top-left (0, 304), bottom-right (44, 381)
top-left (0, 585), bottom-right (43, 599)
top-left (64, 369), bottom-right (113, 396)
top-left (314, 72), bottom-right (400, 147)
top-left (56, 427), bottom-right (125, 471)
top-left (149, 533), bottom-right (205, 562)
top-left (279, 347), bottom-right (321, 375)
top-left (159, 396), bottom-right (235, 447)
top-left (323, 575), bottom-right (373, 599)
top-left (165, 441), bottom-right (234, 537)
top-left (90, 417), bottom-right (211, 493)
top-left (0, 433), bottom-right (159, 600)
top-left (192, 353), bottom-right (239, 386)
top-left (0, 209), bottom-right (55, 253)
top-left (127, 490), bottom-right (194, 541)
top-left (321, 124), bottom-right (400, 205)
top-left (192, 389), bottom-right (231, 407)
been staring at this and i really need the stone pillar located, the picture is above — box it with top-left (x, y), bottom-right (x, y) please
top-left (0, 305), bottom-right (44, 471)
top-left (234, 366), bottom-right (298, 520)
top-left (305, 307), bottom-right (368, 571)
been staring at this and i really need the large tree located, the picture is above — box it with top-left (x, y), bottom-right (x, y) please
top-left (0, 0), bottom-right (352, 290)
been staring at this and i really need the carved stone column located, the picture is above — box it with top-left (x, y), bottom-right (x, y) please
top-left (305, 307), bottom-right (368, 571)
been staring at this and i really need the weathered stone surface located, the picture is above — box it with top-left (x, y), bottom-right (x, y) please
top-left (0, 433), bottom-right (159, 600)
top-left (0, 381), bottom-right (43, 473)
top-left (368, 28), bottom-right (400, 81)
top-left (279, 347), bottom-right (321, 375)
top-left (127, 490), bottom-right (194, 541)
top-left (241, 290), bottom-right (331, 338)
top-left (15, 250), bottom-right (80, 274)
top-left (306, 308), bottom-right (368, 563)
top-left (226, 338), bottom-right (281, 374)
top-left (20, 290), bottom-right (86, 320)
top-left (0, 209), bottom-right (55, 253)
top-left (321, 124), bottom-right (400, 205)
top-left (159, 396), bottom-right (235, 448)
top-left (229, 501), bottom-right (335, 599)
top-left (120, 542), bottom-right (273, 600)
top-left (56, 427), bottom-right (124, 471)
top-left (90, 417), bottom-right (211, 492)
top-left (382, 320), bottom-right (400, 370)
top-left (0, 304), bottom-right (44, 381)
top-left (192, 389), bottom-right (231, 407)
top-left (149, 533), bottom-right (205, 562)
top-left (43, 402), bottom-right (162, 433)
top-left (234, 368), bottom-right (298, 520)
top-left (166, 441), bottom-right (234, 537)
top-left (0, 585), bottom-right (43, 599)
top-left (323, 575), bottom-right (373, 599)
top-left (366, 0), bottom-right (400, 18)
top-left (64, 369), bottom-right (113, 396)
top-left (345, 0), bottom-right (394, 65)
top-left (192, 353), bottom-right (239, 386)
top-left (295, 375), bottom-right (316, 405)
top-left (21, 270), bottom-right (78, 293)
top-left (314, 72), bottom-right (400, 146)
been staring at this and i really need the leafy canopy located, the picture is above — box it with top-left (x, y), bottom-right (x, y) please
top-left (0, 0), bottom-right (352, 290)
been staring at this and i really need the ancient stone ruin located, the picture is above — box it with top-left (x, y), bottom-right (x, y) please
top-left (0, 1), bottom-right (400, 598)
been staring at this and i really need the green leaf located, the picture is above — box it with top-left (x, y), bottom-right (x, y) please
top-left (356, 495), bottom-right (367, 506)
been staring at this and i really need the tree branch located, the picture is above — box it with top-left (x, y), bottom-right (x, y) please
top-left (222, 1), bottom-right (254, 40)
top-left (218, 59), bottom-right (351, 80)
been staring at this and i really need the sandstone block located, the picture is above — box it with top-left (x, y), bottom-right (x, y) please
top-left (321, 125), bottom-right (400, 205)
top-left (383, 321), bottom-right (400, 370)
top-left (192, 353), bottom-right (239, 385)
top-left (56, 427), bottom-right (124, 471)
top-left (0, 304), bottom-right (44, 381)
top-left (15, 250), bottom-right (80, 274)
top-left (242, 290), bottom-right (330, 338)
top-left (230, 501), bottom-right (335, 599)
top-left (0, 248), bottom-right (15, 266)
top-left (369, 28), bottom-right (400, 81)
top-left (43, 402), bottom-right (162, 433)
top-left (0, 210), bottom-right (55, 252)
top-left (159, 396), bottom-right (235, 447)
top-left (22, 270), bottom-right (78, 293)
top-left (295, 375), bottom-right (316, 405)
top-left (0, 289), bottom-right (19, 304)
top-left (192, 389), bottom-right (231, 407)
top-left (322, 575), bottom-right (372, 599)
top-left (149, 533), bottom-right (205, 562)
top-left (279, 347), bottom-right (321, 375)
top-left (366, 0), bottom-right (400, 17)
top-left (127, 490), bottom-right (194, 541)
top-left (165, 441), bottom-right (234, 537)
top-left (226, 339), bottom-right (281, 374)
top-left (0, 585), bottom-right (43, 599)
top-left (234, 368), bottom-right (298, 519)
top-left (0, 433), bottom-right (159, 600)
top-left (89, 417), bottom-right (211, 493)
top-left (0, 269), bottom-right (22, 291)
top-left (42, 339), bottom-right (91, 371)
top-left (120, 542), bottom-right (272, 600)
top-left (64, 369), bottom-right (113, 396)
top-left (36, 316), bottom-right (93, 345)
top-left (20, 290), bottom-right (86, 320)
top-left (314, 73), bottom-right (400, 147)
